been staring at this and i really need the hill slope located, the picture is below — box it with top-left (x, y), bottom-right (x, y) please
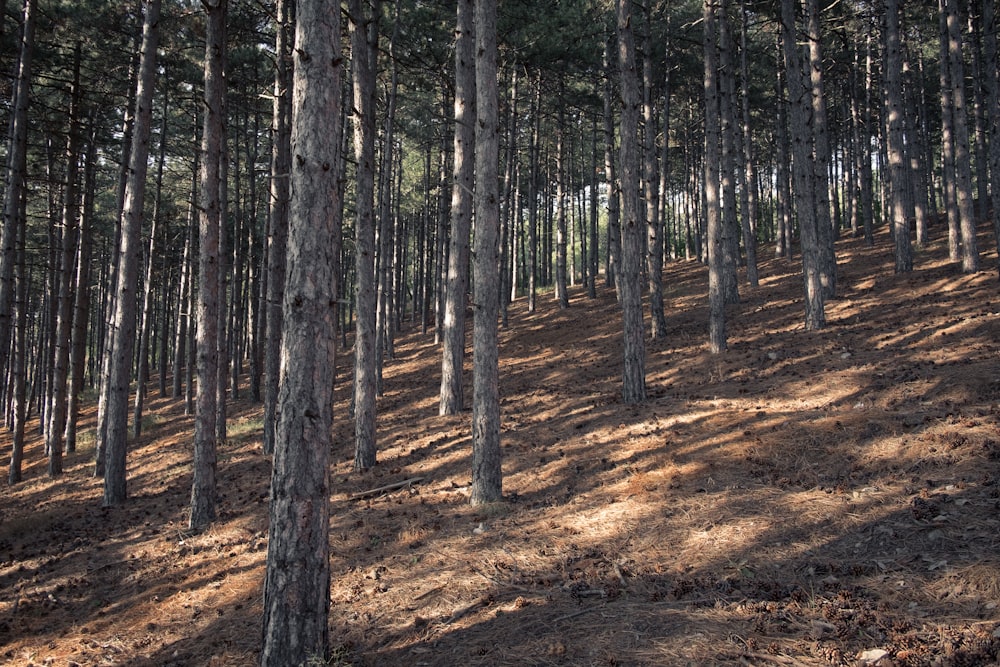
top-left (1, 226), bottom-right (999, 666)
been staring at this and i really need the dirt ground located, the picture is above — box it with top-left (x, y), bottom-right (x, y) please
top-left (1, 224), bottom-right (999, 667)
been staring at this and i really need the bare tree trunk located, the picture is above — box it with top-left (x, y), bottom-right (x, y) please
top-left (351, 0), bottom-right (380, 467)
top-left (134, 91), bottom-right (168, 438)
top-left (984, 0), bottom-right (1000, 276)
top-left (263, 0), bottom-right (291, 455)
top-left (603, 37), bottom-right (621, 296)
top-left (643, 10), bottom-right (666, 338)
top-left (738, 0), bottom-right (759, 286)
top-left (190, 0), bottom-right (225, 532)
top-left (781, 0), bottom-right (825, 330)
top-left (8, 221), bottom-right (27, 484)
top-left (439, 0), bottom-right (474, 415)
top-left (704, 0), bottom-right (727, 353)
top-left (260, 0), bottom-right (341, 661)
top-left (471, 0), bottom-right (502, 505)
top-left (554, 94), bottom-right (569, 309)
top-left (718, 0), bottom-right (740, 305)
top-left (885, 0), bottom-right (913, 272)
top-left (942, 0), bottom-right (979, 272)
top-left (0, 0), bottom-right (35, 391)
top-left (66, 130), bottom-right (96, 454)
top-left (617, 0), bottom-right (647, 401)
top-left (100, 0), bottom-right (161, 506)
top-left (46, 40), bottom-right (83, 477)
top-left (805, 0), bottom-right (837, 296)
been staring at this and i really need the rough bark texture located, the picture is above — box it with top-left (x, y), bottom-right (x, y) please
top-left (101, 0), bottom-right (161, 506)
top-left (805, 0), bottom-right (837, 296)
top-left (642, 16), bottom-right (666, 339)
top-left (259, 0), bottom-right (340, 662)
top-left (439, 0), bottom-right (474, 415)
top-left (46, 41), bottom-right (83, 477)
top-left (781, 0), bottom-right (825, 330)
top-left (943, 0), bottom-right (979, 272)
top-left (263, 0), bottom-right (291, 456)
top-left (885, 0), bottom-right (913, 273)
top-left (350, 0), bottom-right (379, 467)
top-left (191, 0), bottom-right (226, 532)
top-left (617, 0), bottom-right (647, 402)
top-left (603, 38), bottom-right (621, 297)
top-left (984, 0), bottom-right (1000, 276)
top-left (0, 0), bottom-right (35, 390)
top-left (471, 0), bottom-right (502, 505)
top-left (704, 0), bottom-right (727, 354)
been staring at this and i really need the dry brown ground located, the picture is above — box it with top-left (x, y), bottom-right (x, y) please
top-left (1, 224), bottom-right (999, 667)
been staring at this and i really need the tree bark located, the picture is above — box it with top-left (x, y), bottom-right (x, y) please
top-left (0, 0), bottom-right (35, 391)
top-left (885, 0), bottom-right (913, 272)
top-left (100, 0), bottom-right (161, 506)
top-left (984, 0), bottom-right (1000, 276)
top-left (259, 0), bottom-right (341, 661)
top-left (471, 0), bottom-right (502, 505)
top-left (46, 40), bottom-right (83, 477)
top-left (781, 0), bottom-right (825, 330)
top-left (439, 0), bottom-right (474, 415)
top-left (643, 11), bottom-right (666, 338)
top-left (263, 0), bottom-right (291, 455)
top-left (617, 0), bottom-right (647, 401)
top-left (350, 0), bottom-right (379, 467)
top-left (190, 0), bottom-right (226, 532)
top-left (704, 0), bottom-right (728, 353)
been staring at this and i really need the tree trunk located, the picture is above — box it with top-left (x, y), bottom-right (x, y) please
top-left (439, 0), bottom-right (474, 415)
top-left (554, 95), bottom-right (569, 309)
top-left (100, 0), bottom-right (161, 506)
top-left (471, 0), bottom-right (502, 505)
top-left (805, 0), bottom-right (837, 297)
top-left (259, 0), bottom-right (341, 661)
top-left (603, 37), bottom-right (621, 296)
top-left (643, 11), bottom-right (666, 338)
top-left (617, 0), bottom-right (647, 402)
top-left (942, 0), bottom-right (979, 272)
top-left (984, 0), bottom-right (1000, 276)
top-left (704, 0), bottom-right (727, 353)
top-left (0, 0), bottom-right (35, 391)
top-left (190, 0), bottom-right (225, 532)
top-left (351, 0), bottom-right (380, 467)
top-left (781, 0), bottom-right (825, 330)
top-left (46, 40), bottom-right (83, 477)
top-left (885, 0), bottom-right (913, 272)
top-left (718, 0), bottom-right (740, 305)
top-left (263, 0), bottom-right (291, 455)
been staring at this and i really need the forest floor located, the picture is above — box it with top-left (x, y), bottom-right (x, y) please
top-left (2, 224), bottom-right (1000, 667)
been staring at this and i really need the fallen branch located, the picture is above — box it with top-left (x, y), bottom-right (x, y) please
top-left (348, 477), bottom-right (425, 500)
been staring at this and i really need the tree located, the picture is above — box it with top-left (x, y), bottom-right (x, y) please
top-left (99, 0), bottom-right (161, 506)
top-left (941, 0), bottom-right (979, 273)
top-left (617, 0), bottom-right (647, 402)
top-left (190, 0), bottom-right (226, 532)
top-left (259, 0), bottom-right (341, 661)
top-left (704, 0), bottom-right (727, 353)
top-left (262, 0), bottom-right (291, 456)
top-left (0, 0), bottom-right (36, 394)
top-left (781, 0), bottom-right (825, 331)
top-left (439, 0), bottom-right (475, 415)
top-left (471, 0), bottom-right (502, 504)
top-left (885, 0), bottom-right (913, 273)
top-left (350, 0), bottom-right (379, 468)
top-left (985, 0), bottom-right (1000, 277)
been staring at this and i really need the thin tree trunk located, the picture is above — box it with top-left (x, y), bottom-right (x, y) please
top-left (643, 10), bottom-right (666, 338)
top-left (351, 0), bottom-right (380, 466)
top-left (704, 0), bottom-right (727, 353)
top-left (617, 0), bottom-right (647, 401)
top-left (100, 0), bottom-right (161, 506)
top-left (190, 0), bottom-right (225, 532)
top-left (984, 0), bottom-right (1000, 276)
top-left (603, 37), bottom-right (621, 296)
top-left (0, 0), bottom-right (35, 392)
top-left (781, 0), bottom-right (825, 330)
top-left (263, 0), bottom-right (291, 455)
top-left (46, 40), bottom-right (83, 477)
top-left (471, 0), bottom-right (502, 505)
top-left (439, 0), bottom-right (474, 416)
top-left (885, 0), bottom-right (913, 272)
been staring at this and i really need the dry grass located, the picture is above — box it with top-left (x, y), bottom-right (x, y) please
top-left (1, 224), bottom-right (999, 666)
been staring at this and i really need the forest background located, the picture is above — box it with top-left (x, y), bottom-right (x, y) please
top-left (1, 0), bottom-right (1000, 664)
